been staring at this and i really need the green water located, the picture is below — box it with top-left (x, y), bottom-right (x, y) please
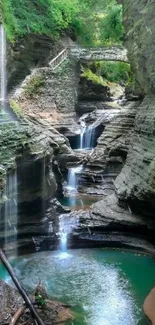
top-left (60, 194), bottom-right (100, 209)
top-left (0, 249), bottom-right (154, 325)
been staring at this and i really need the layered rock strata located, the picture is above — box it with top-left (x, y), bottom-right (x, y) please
top-left (114, 0), bottom-right (155, 217)
top-left (0, 120), bottom-right (71, 251)
top-left (79, 101), bottom-right (138, 195)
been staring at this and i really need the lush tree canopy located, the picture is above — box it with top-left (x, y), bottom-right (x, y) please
top-left (1, 0), bottom-right (124, 45)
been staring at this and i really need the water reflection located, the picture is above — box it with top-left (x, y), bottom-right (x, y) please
top-left (60, 193), bottom-right (100, 209)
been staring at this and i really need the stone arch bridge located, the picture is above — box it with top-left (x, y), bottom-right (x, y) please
top-left (69, 46), bottom-right (128, 63)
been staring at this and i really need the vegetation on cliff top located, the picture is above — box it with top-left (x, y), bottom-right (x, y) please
top-left (2, 0), bottom-right (123, 45)
top-left (81, 62), bottom-right (131, 87)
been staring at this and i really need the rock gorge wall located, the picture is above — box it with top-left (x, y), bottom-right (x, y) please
top-left (12, 60), bottom-right (79, 115)
top-left (114, 0), bottom-right (155, 217)
top-left (0, 120), bottom-right (71, 251)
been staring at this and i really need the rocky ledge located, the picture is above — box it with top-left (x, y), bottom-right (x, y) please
top-left (0, 280), bottom-right (73, 324)
top-left (78, 101), bottom-right (138, 195)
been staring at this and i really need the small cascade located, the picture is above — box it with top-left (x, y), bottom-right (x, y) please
top-left (59, 215), bottom-right (68, 257)
top-left (67, 165), bottom-right (83, 190)
top-left (59, 214), bottom-right (79, 258)
top-left (79, 119), bottom-right (94, 149)
top-left (4, 170), bottom-right (18, 256)
top-left (0, 25), bottom-right (6, 111)
top-left (84, 126), bottom-right (94, 149)
top-left (42, 157), bottom-right (46, 219)
top-left (80, 120), bottom-right (86, 149)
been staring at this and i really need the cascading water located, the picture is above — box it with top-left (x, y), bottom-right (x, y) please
top-left (4, 170), bottom-right (18, 256)
top-left (84, 126), bottom-right (94, 149)
top-left (80, 120), bottom-right (86, 149)
top-left (0, 25), bottom-right (6, 111)
top-left (0, 25), bottom-right (16, 121)
top-left (67, 165), bottom-right (83, 190)
top-left (79, 119), bottom-right (94, 149)
top-left (59, 214), bottom-right (79, 258)
top-left (42, 157), bottom-right (46, 219)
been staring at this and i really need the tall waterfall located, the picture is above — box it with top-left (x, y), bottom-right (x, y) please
top-left (0, 25), bottom-right (6, 111)
top-left (67, 165), bottom-right (83, 190)
top-left (4, 170), bottom-right (18, 256)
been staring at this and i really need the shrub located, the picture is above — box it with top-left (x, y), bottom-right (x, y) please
top-left (10, 99), bottom-right (24, 118)
top-left (81, 67), bottom-right (108, 86)
top-left (24, 74), bottom-right (45, 97)
top-left (95, 61), bottom-right (131, 84)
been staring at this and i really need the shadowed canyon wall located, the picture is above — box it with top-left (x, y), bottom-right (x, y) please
top-left (115, 0), bottom-right (155, 217)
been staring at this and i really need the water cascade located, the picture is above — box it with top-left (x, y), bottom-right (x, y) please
top-left (67, 165), bottom-right (83, 190)
top-left (59, 214), bottom-right (79, 257)
top-left (80, 120), bottom-right (94, 149)
top-left (0, 25), bottom-right (16, 121)
top-left (80, 120), bottom-right (86, 149)
top-left (84, 126), bottom-right (94, 149)
top-left (4, 170), bottom-right (18, 256)
top-left (0, 25), bottom-right (7, 111)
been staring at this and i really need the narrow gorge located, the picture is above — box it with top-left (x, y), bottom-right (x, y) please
top-left (0, 0), bottom-right (155, 324)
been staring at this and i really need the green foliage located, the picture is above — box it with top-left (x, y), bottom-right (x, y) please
top-left (10, 99), bottom-right (24, 118)
top-left (24, 74), bottom-right (45, 97)
top-left (2, 0), bottom-right (123, 46)
top-left (95, 61), bottom-right (131, 84)
top-left (35, 294), bottom-right (47, 308)
top-left (81, 67), bottom-right (108, 86)
top-left (99, 4), bottom-right (124, 45)
top-left (2, 0), bottom-right (80, 41)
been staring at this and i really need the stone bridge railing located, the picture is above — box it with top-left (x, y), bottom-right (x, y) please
top-left (69, 46), bottom-right (128, 63)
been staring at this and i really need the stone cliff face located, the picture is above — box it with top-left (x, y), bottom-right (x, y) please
top-left (118, 0), bottom-right (155, 95)
top-left (80, 102), bottom-right (137, 195)
top-left (7, 34), bottom-right (69, 91)
top-left (0, 120), bottom-right (70, 252)
top-left (113, 0), bottom-right (155, 217)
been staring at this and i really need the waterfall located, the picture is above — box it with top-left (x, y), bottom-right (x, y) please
top-left (0, 25), bottom-right (6, 111)
top-left (79, 120), bottom-right (94, 149)
top-left (84, 126), bottom-right (94, 149)
top-left (42, 157), bottom-right (46, 218)
top-left (80, 120), bottom-right (86, 149)
top-left (59, 214), bottom-right (79, 258)
top-left (67, 165), bottom-right (83, 190)
top-left (4, 170), bottom-right (18, 256)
